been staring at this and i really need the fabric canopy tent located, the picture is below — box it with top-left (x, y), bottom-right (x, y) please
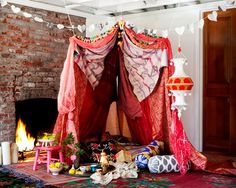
top-left (53, 23), bottom-right (207, 174)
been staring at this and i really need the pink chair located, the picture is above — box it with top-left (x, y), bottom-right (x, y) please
top-left (33, 145), bottom-right (64, 173)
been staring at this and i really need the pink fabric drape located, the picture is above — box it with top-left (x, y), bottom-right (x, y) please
top-left (54, 27), bottom-right (119, 142)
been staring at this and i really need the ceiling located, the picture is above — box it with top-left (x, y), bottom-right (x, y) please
top-left (8, 0), bottom-right (221, 18)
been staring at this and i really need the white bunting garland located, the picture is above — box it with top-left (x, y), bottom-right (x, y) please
top-left (0, 0), bottom-right (235, 37)
top-left (1, 0), bottom-right (7, 7)
top-left (22, 12), bottom-right (32, 18)
top-left (218, 4), bottom-right (227, 11)
top-left (198, 19), bottom-right (204, 30)
top-left (188, 23), bottom-right (194, 33)
top-left (207, 10), bottom-right (218, 22)
top-left (162, 29), bottom-right (168, 38)
top-left (57, 24), bottom-right (64, 30)
top-left (175, 26), bottom-right (185, 36)
top-left (34, 16), bottom-right (43, 22)
top-left (11, 5), bottom-right (20, 13)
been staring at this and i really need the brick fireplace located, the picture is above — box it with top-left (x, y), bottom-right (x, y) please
top-left (0, 4), bottom-right (85, 142)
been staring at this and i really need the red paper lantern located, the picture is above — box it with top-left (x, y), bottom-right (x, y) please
top-left (166, 57), bottom-right (194, 119)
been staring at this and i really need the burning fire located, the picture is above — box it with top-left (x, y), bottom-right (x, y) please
top-left (16, 118), bottom-right (35, 151)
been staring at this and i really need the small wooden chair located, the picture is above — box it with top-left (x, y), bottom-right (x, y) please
top-left (33, 145), bottom-right (64, 173)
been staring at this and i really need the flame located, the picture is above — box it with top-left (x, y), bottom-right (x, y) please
top-left (16, 118), bottom-right (35, 151)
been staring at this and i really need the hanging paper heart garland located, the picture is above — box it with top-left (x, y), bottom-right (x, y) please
top-left (81, 25), bottom-right (86, 32)
top-left (77, 24), bottom-right (86, 33)
top-left (218, 5), bottom-right (227, 11)
top-left (226, 0), bottom-right (235, 5)
top-left (188, 23), bottom-right (194, 33)
top-left (77, 25), bottom-right (82, 33)
top-left (57, 24), bottom-right (64, 29)
top-left (207, 11), bottom-right (218, 22)
top-left (23, 12), bottom-right (32, 18)
top-left (11, 5), bottom-right (21, 13)
top-left (1, 0), bottom-right (7, 7)
top-left (175, 26), bottom-right (185, 35)
top-left (152, 29), bottom-right (157, 35)
top-left (34, 17), bottom-right (43, 22)
top-left (88, 24), bottom-right (95, 33)
top-left (198, 19), bottom-right (204, 29)
top-left (162, 29), bottom-right (168, 38)
top-left (1, 0), bottom-right (230, 38)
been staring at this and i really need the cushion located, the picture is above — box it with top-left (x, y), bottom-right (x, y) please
top-left (148, 155), bottom-right (191, 173)
top-left (134, 140), bottom-right (161, 169)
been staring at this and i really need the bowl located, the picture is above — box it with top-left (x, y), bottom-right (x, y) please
top-left (49, 167), bottom-right (63, 175)
top-left (38, 139), bottom-right (55, 147)
top-left (79, 166), bottom-right (86, 173)
top-left (90, 164), bottom-right (98, 172)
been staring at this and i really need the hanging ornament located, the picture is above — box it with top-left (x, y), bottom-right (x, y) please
top-left (175, 26), bottom-right (185, 35)
top-left (22, 12), bottom-right (32, 18)
top-left (198, 19), bottom-right (204, 29)
top-left (218, 4), bottom-right (227, 11)
top-left (11, 5), bottom-right (21, 13)
top-left (77, 25), bottom-right (83, 33)
top-left (57, 24), bottom-right (64, 29)
top-left (88, 24), bottom-right (95, 33)
top-left (188, 23), bottom-right (194, 33)
top-left (81, 24), bottom-right (86, 32)
top-left (1, 0), bottom-right (7, 7)
top-left (207, 11), bottom-right (217, 22)
top-left (166, 37), bottom-right (193, 119)
top-left (46, 22), bottom-right (54, 28)
top-left (34, 16), bottom-right (43, 22)
top-left (152, 29), bottom-right (158, 35)
top-left (226, 0), bottom-right (235, 5)
top-left (162, 29), bottom-right (168, 38)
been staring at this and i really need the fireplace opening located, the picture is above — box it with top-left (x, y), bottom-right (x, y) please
top-left (15, 98), bottom-right (58, 150)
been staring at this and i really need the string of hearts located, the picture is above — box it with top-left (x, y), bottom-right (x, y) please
top-left (1, 0), bottom-right (236, 38)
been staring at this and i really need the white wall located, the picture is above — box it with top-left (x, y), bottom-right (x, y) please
top-left (86, 2), bottom-right (235, 151)
top-left (123, 7), bottom-right (201, 151)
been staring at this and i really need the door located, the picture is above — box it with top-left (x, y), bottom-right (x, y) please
top-left (203, 8), bottom-right (236, 154)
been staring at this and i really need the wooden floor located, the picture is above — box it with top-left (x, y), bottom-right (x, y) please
top-left (203, 151), bottom-right (236, 162)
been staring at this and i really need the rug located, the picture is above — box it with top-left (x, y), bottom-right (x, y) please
top-left (1, 161), bottom-right (88, 187)
top-left (2, 164), bottom-right (236, 188)
top-left (0, 167), bottom-right (44, 188)
top-left (54, 171), bottom-right (236, 188)
top-left (1, 161), bottom-right (236, 188)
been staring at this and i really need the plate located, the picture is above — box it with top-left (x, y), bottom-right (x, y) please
top-left (64, 163), bottom-right (100, 177)
top-left (64, 171), bottom-right (93, 177)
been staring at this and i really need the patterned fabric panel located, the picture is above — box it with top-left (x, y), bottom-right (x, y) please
top-left (122, 32), bottom-right (168, 101)
top-left (86, 140), bottom-right (118, 162)
top-left (76, 32), bottom-right (117, 89)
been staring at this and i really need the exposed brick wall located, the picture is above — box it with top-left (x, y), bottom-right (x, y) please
top-left (0, 4), bottom-right (85, 142)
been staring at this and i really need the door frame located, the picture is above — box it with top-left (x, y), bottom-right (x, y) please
top-left (199, 5), bottom-right (236, 152)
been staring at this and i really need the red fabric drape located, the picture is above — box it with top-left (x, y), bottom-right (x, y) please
top-left (79, 45), bottom-right (119, 141)
top-left (53, 23), bottom-right (207, 175)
